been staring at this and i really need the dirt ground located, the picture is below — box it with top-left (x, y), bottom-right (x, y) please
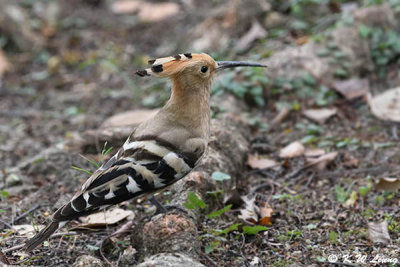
top-left (0, 0), bottom-right (400, 266)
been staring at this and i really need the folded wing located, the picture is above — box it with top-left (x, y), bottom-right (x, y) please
top-left (25, 138), bottom-right (196, 252)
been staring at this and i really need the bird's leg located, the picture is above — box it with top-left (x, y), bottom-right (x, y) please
top-left (149, 196), bottom-right (168, 214)
top-left (149, 196), bottom-right (189, 215)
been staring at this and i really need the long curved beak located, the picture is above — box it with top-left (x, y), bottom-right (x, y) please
top-left (216, 61), bottom-right (267, 71)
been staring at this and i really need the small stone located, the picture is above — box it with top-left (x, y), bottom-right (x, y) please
top-left (5, 173), bottom-right (21, 187)
top-left (264, 12), bottom-right (286, 29)
top-left (47, 56), bottom-right (61, 73)
top-left (120, 246), bottom-right (137, 265)
top-left (137, 253), bottom-right (205, 267)
top-left (72, 255), bottom-right (103, 267)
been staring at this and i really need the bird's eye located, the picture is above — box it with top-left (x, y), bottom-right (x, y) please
top-left (200, 66), bottom-right (208, 73)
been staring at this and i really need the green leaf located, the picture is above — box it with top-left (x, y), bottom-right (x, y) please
top-left (0, 190), bottom-right (10, 198)
top-left (359, 24), bottom-right (371, 38)
top-left (86, 244), bottom-right (100, 251)
top-left (302, 73), bottom-right (316, 86)
top-left (102, 143), bottom-right (113, 156)
top-left (290, 20), bottom-right (308, 30)
top-left (287, 229), bottom-right (302, 238)
top-left (335, 186), bottom-right (348, 203)
top-left (243, 225), bottom-right (268, 235)
top-left (359, 184), bottom-right (371, 197)
top-left (205, 245), bottom-right (214, 254)
top-left (71, 166), bottom-right (93, 176)
top-left (78, 154), bottom-right (100, 168)
top-left (207, 205), bottom-right (232, 219)
top-left (329, 231), bottom-right (338, 244)
top-left (301, 135), bottom-right (319, 145)
top-left (184, 191), bottom-right (205, 210)
top-left (334, 68), bottom-right (348, 78)
top-left (31, 70), bottom-right (49, 81)
top-left (216, 223), bottom-right (242, 235)
top-left (305, 223), bottom-right (317, 230)
top-left (211, 172), bottom-right (231, 181)
top-left (316, 48), bottom-right (330, 57)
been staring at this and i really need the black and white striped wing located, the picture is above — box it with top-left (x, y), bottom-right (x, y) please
top-left (55, 139), bottom-right (196, 221)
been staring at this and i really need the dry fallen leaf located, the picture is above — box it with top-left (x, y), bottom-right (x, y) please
top-left (236, 20), bottom-right (267, 53)
top-left (238, 195), bottom-right (258, 224)
top-left (344, 191), bottom-right (358, 208)
top-left (258, 205), bottom-right (273, 226)
top-left (374, 177), bottom-right (400, 192)
top-left (306, 151), bottom-right (338, 170)
top-left (271, 107), bottom-right (290, 125)
top-left (111, 0), bottom-right (180, 22)
top-left (295, 36), bottom-right (309, 45)
top-left (304, 148), bottom-right (326, 157)
top-left (368, 221), bottom-right (391, 244)
top-left (101, 109), bottom-right (159, 128)
top-left (13, 224), bottom-right (45, 238)
top-left (333, 78), bottom-right (369, 100)
top-left (238, 195), bottom-right (273, 226)
top-left (247, 154), bottom-right (278, 170)
top-left (368, 87), bottom-right (400, 122)
top-left (279, 141), bottom-right (305, 158)
top-left (0, 50), bottom-right (10, 77)
top-left (303, 108), bottom-right (337, 124)
top-left (343, 156), bottom-right (359, 168)
top-left (79, 208), bottom-right (134, 227)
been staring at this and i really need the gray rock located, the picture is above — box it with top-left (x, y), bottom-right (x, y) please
top-left (331, 27), bottom-right (373, 73)
top-left (353, 4), bottom-right (396, 28)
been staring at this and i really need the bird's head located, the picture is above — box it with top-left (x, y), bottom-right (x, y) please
top-left (136, 53), bottom-right (266, 86)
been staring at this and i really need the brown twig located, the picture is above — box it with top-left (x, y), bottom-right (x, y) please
top-left (304, 172), bottom-right (316, 188)
top-left (95, 220), bottom-right (134, 267)
top-left (0, 219), bottom-right (12, 229)
top-left (201, 252), bottom-right (217, 267)
top-left (2, 244), bottom-right (25, 253)
top-left (2, 231), bottom-right (79, 254)
top-left (110, 221), bottom-right (133, 238)
top-left (99, 238), bottom-right (117, 267)
top-left (271, 107), bottom-right (290, 126)
top-left (11, 204), bottom-right (40, 225)
top-left (268, 180), bottom-right (297, 195)
top-left (249, 181), bottom-right (275, 205)
top-left (315, 166), bottom-right (400, 179)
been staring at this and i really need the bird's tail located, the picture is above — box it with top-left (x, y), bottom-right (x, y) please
top-left (24, 194), bottom-right (100, 252)
top-left (24, 221), bottom-right (61, 252)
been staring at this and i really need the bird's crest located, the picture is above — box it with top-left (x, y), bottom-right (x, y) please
top-left (135, 53), bottom-right (216, 77)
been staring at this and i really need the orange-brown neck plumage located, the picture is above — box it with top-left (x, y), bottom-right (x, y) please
top-left (163, 74), bottom-right (212, 139)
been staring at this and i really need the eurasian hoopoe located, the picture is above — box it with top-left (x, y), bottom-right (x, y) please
top-left (25, 53), bottom-right (266, 252)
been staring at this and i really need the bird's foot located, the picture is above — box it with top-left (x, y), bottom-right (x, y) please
top-left (149, 196), bottom-right (188, 215)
